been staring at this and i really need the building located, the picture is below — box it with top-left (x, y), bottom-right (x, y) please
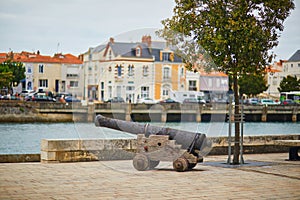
top-left (81, 36), bottom-right (186, 102)
top-left (0, 51), bottom-right (83, 97)
top-left (266, 49), bottom-right (300, 97)
top-left (186, 70), bottom-right (228, 102)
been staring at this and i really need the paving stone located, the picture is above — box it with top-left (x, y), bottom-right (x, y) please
top-left (0, 153), bottom-right (299, 199)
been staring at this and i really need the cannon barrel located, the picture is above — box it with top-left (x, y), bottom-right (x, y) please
top-left (95, 115), bottom-right (212, 156)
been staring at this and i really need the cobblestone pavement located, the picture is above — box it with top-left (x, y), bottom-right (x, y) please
top-left (0, 153), bottom-right (299, 200)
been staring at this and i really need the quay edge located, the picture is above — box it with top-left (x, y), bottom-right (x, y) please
top-left (0, 134), bottom-right (299, 163)
top-left (0, 101), bottom-right (300, 122)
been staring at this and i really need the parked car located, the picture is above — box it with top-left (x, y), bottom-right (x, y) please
top-left (26, 95), bottom-right (56, 102)
top-left (245, 98), bottom-right (259, 105)
top-left (159, 98), bottom-right (179, 103)
top-left (259, 99), bottom-right (278, 105)
top-left (64, 96), bottom-right (81, 103)
top-left (0, 95), bottom-right (21, 101)
top-left (54, 92), bottom-right (72, 99)
top-left (137, 98), bottom-right (157, 104)
top-left (20, 90), bottom-right (35, 97)
top-left (105, 97), bottom-right (125, 103)
top-left (183, 97), bottom-right (205, 104)
top-left (281, 99), bottom-right (297, 105)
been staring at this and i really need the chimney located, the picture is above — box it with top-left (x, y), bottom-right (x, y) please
top-left (37, 50), bottom-right (40, 55)
top-left (141, 35), bottom-right (152, 47)
top-left (109, 37), bottom-right (114, 44)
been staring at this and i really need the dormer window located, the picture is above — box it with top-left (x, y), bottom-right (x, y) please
top-left (136, 47), bottom-right (141, 57)
top-left (109, 50), bottom-right (112, 60)
top-left (160, 51), bottom-right (174, 62)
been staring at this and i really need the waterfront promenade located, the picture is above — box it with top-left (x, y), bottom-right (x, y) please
top-left (0, 153), bottom-right (299, 199)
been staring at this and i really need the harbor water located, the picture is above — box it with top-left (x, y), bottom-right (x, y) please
top-left (0, 122), bottom-right (299, 154)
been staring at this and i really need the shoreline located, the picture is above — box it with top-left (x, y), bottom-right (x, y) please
top-left (1, 134), bottom-right (299, 163)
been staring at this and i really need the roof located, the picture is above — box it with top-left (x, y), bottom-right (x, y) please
top-left (99, 38), bottom-right (182, 62)
top-left (199, 71), bottom-right (228, 77)
top-left (0, 52), bottom-right (82, 64)
top-left (288, 50), bottom-right (300, 62)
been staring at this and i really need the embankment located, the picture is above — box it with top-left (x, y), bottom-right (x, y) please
top-left (0, 134), bottom-right (298, 163)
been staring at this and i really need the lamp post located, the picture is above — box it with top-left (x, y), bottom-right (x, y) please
top-left (227, 89), bottom-right (234, 164)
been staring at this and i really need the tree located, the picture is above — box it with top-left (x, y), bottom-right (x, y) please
top-left (278, 75), bottom-right (300, 92)
top-left (239, 73), bottom-right (268, 97)
top-left (159, 0), bottom-right (294, 164)
top-left (0, 60), bottom-right (25, 93)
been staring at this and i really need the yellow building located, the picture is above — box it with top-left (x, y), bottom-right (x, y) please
top-left (154, 47), bottom-right (186, 100)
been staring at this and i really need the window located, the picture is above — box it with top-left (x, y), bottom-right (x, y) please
top-left (163, 67), bottom-right (171, 79)
top-left (221, 79), bottom-right (228, 87)
top-left (141, 86), bottom-right (149, 98)
top-left (162, 52), bottom-right (170, 61)
top-left (126, 86), bottom-right (135, 91)
top-left (117, 65), bottom-right (122, 77)
top-left (143, 65), bottom-right (149, 76)
top-left (39, 79), bottom-right (48, 88)
top-left (163, 89), bottom-right (169, 96)
top-left (180, 67), bottom-right (184, 77)
top-left (70, 81), bottom-right (78, 88)
top-left (39, 64), bottom-right (44, 73)
top-left (208, 78), bottom-right (213, 88)
top-left (189, 80), bottom-right (197, 91)
top-left (128, 65), bottom-right (134, 76)
top-left (27, 67), bottom-right (32, 74)
top-left (116, 86), bottom-right (122, 97)
top-left (109, 50), bottom-right (112, 60)
top-left (67, 74), bottom-right (78, 78)
top-left (136, 47), bottom-right (141, 57)
top-left (216, 79), bottom-right (220, 88)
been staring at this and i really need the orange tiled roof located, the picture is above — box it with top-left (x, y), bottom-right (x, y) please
top-left (199, 71), bottom-right (228, 77)
top-left (0, 53), bottom-right (7, 63)
top-left (266, 65), bottom-right (282, 73)
top-left (0, 51), bottom-right (82, 64)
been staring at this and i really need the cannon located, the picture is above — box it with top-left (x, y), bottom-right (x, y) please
top-left (95, 115), bottom-right (212, 172)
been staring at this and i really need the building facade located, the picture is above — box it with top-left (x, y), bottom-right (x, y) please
top-left (0, 51), bottom-right (83, 97)
top-left (81, 36), bottom-right (187, 103)
top-left (267, 49), bottom-right (300, 97)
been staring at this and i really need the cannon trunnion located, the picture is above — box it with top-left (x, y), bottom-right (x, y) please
top-left (95, 115), bottom-right (211, 172)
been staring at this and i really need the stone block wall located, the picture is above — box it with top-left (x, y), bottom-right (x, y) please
top-left (41, 139), bottom-right (137, 163)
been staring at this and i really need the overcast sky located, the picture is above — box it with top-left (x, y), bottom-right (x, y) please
top-left (0, 0), bottom-right (299, 61)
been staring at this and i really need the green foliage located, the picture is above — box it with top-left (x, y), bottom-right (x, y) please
top-left (278, 75), bottom-right (300, 92)
top-left (159, 0), bottom-right (294, 164)
top-left (239, 73), bottom-right (268, 96)
top-left (0, 60), bottom-right (25, 90)
top-left (159, 0), bottom-right (294, 75)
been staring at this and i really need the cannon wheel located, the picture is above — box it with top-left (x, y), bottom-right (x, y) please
top-left (188, 163), bottom-right (197, 169)
top-left (133, 154), bottom-right (150, 171)
top-left (173, 157), bottom-right (189, 172)
top-left (149, 160), bottom-right (160, 169)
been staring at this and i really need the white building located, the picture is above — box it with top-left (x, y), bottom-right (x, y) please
top-left (267, 49), bottom-right (300, 97)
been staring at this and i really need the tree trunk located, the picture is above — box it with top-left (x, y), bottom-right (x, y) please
top-left (233, 75), bottom-right (240, 164)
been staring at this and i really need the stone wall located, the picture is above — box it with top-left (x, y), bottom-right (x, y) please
top-left (39, 134), bottom-right (299, 163)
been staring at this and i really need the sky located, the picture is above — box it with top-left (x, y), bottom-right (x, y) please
top-left (0, 0), bottom-right (299, 61)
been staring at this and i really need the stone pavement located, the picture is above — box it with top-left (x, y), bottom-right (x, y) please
top-left (0, 153), bottom-right (299, 200)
